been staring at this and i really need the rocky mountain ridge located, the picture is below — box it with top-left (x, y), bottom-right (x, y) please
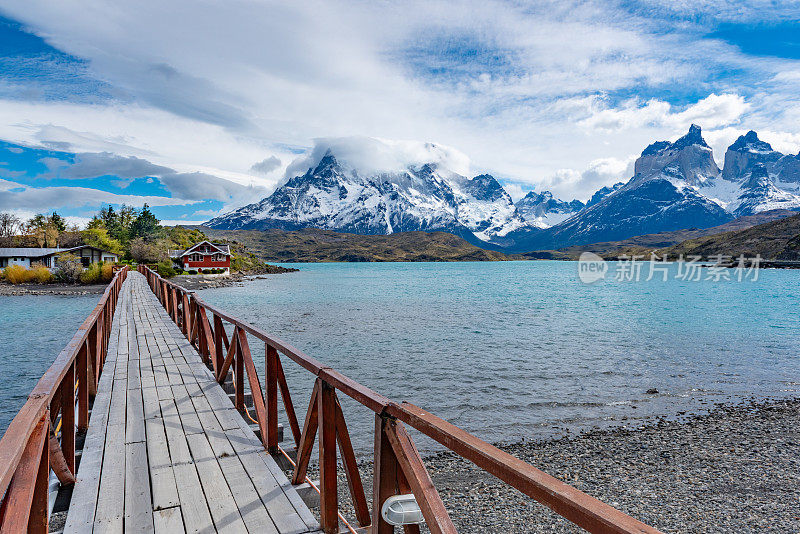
top-left (208, 127), bottom-right (800, 251)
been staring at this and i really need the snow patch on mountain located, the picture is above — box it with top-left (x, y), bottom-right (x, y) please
top-left (514, 191), bottom-right (585, 228)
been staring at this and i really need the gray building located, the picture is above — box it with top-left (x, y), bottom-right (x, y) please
top-left (0, 246), bottom-right (119, 269)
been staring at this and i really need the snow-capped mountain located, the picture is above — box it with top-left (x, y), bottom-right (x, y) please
top-left (702, 130), bottom-right (800, 216)
top-left (208, 128), bottom-right (800, 252)
top-left (207, 141), bottom-right (525, 244)
top-left (514, 191), bottom-right (584, 228)
top-left (497, 125), bottom-right (733, 251)
top-left (585, 182), bottom-right (624, 208)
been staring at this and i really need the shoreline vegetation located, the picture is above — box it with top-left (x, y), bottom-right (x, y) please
top-left (320, 397), bottom-right (799, 533)
top-left (0, 206), bottom-right (295, 294)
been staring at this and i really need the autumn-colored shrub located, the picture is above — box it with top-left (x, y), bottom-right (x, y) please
top-left (30, 264), bottom-right (52, 283)
top-left (3, 264), bottom-right (33, 284)
top-left (101, 262), bottom-right (114, 282)
top-left (79, 263), bottom-right (102, 284)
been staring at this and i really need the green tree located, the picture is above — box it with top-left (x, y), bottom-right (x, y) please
top-left (49, 212), bottom-right (67, 232)
top-left (130, 204), bottom-right (160, 241)
top-left (26, 213), bottom-right (59, 247)
top-left (81, 227), bottom-right (123, 255)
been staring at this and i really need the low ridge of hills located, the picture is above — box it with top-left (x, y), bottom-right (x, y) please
top-left (527, 209), bottom-right (797, 260)
top-left (658, 213), bottom-right (800, 261)
top-left (197, 227), bottom-right (513, 262)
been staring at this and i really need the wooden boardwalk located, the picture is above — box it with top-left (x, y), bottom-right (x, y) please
top-left (63, 272), bottom-right (321, 533)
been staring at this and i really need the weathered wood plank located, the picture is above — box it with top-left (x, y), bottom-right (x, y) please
top-left (186, 433), bottom-right (249, 533)
top-left (145, 417), bottom-right (180, 511)
top-left (125, 441), bottom-right (154, 532)
top-left (154, 507), bottom-right (186, 534)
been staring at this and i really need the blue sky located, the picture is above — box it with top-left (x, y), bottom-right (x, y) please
top-left (0, 1), bottom-right (799, 225)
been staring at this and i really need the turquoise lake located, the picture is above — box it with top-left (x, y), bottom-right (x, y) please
top-left (1, 261), bottom-right (798, 453)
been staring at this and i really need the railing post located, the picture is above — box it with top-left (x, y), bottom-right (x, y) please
top-left (234, 339), bottom-right (244, 411)
top-left (61, 363), bottom-right (76, 474)
top-left (182, 293), bottom-right (191, 337)
top-left (373, 414), bottom-right (398, 534)
top-left (213, 315), bottom-right (226, 376)
top-left (318, 381), bottom-right (338, 534)
top-left (95, 314), bottom-right (104, 383)
top-left (87, 325), bottom-right (98, 397)
top-left (266, 345), bottom-right (279, 452)
top-left (30, 414), bottom-right (49, 534)
top-left (77, 342), bottom-right (89, 430)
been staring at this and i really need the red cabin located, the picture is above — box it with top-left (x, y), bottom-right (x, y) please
top-left (169, 240), bottom-right (231, 274)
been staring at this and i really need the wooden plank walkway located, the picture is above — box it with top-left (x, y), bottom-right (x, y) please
top-left (64, 272), bottom-right (321, 534)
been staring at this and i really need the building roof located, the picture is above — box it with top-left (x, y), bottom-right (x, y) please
top-left (169, 241), bottom-right (231, 258)
top-left (0, 247), bottom-right (62, 258)
top-left (0, 245), bottom-right (118, 258)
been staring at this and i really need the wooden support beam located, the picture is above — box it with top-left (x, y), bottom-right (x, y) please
top-left (276, 355), bottom-right (301, 447)
top-left (291, 381), bottom-right (319, 485)
top-left (334, 395), bottom-right (370, 527)
top-left (87, 324), bottom-right (98, 397)
top-left (384, 418), bottom-right (456, 534)
top-left (238, 329), bottom-right (268, 448)
top-left (48, 431), bottom-right (75, 486)
top-left (216, 326), bottom-right (239, 383)
top-left (213, 314), bottom-right (228, 377)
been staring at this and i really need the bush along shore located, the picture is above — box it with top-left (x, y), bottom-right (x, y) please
top-left (300, 398), bottom-right (800, 533)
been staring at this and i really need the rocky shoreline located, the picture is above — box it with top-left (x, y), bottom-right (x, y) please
top-left (170, 267), bottom-right (297, 291)
top-left (0, 282), bottom-right (107, 296)
top-left (320, 398), bottom-right (799, 533)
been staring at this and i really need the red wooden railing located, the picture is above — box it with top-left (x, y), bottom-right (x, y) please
top-left (0, 266), bottom-right (128, 532)
top-left (139, 265), bottom-right (662, 534)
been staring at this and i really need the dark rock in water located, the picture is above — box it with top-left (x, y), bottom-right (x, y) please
top-left (646, 388), bottom-right (659, 395)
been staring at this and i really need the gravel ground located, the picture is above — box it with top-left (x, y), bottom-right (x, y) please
top-left (314, 398), bottom-right (799, 533)
top-left (172, 270), bottom-right (297, 291)
top-left (0, 282), bottom-right (107, 295)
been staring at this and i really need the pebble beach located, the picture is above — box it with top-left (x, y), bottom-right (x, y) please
top-left (327, 398), bottom-right (799, 533)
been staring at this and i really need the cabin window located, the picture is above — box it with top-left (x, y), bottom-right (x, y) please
top-left (81, 257), bottom-right (90, 267)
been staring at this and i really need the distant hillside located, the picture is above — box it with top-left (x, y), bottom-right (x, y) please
top-left (659, 213), bottom-right (800, 260)
top-left (524, 210), bottom-right (797, 260)
top-left (198, 227), bottom-right (513, 262)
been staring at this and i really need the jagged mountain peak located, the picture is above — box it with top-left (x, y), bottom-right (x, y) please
top-left (672, 124), bottom-right (709, 150)
top-left (633, 124), bottom-right (718, 186)
top-left (640, 124), bottom-right (709, 157)
top-left (722, 130), bottom-right (783, 181)
top-left (729, 130), bottom-right (773, 153)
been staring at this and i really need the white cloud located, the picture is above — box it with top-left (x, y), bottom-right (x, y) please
top-left (0, 0), bottom-right (797, 210)
top-left (537, 156), bottom-right (635, 201)
top-left (502, 183), bottom-right (530, 202)
top-left (579, 94), bottom-right (748, 133)
top-left (0, 179), bottom-right (197, 211)
top-left (250, 156), bottom-right (282, 175)
top-left (284, 137), bottom-right (472, 179)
